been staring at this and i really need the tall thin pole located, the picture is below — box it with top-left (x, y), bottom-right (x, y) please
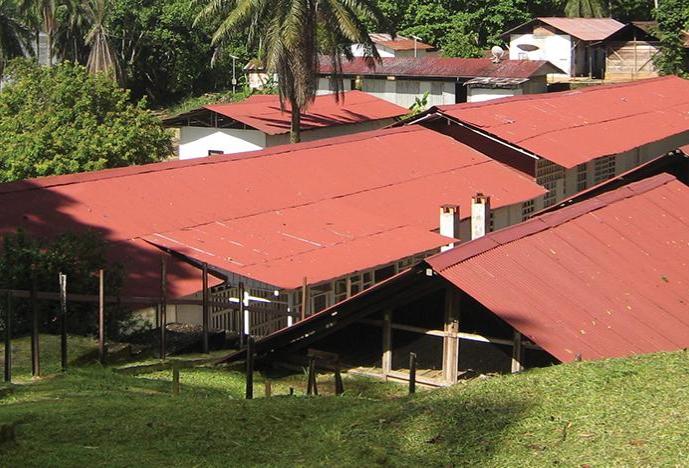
top-left (30, 269), bottom-right (40, 377)
top-left (245, 335), bottom-right (254, 400)
top-left (238, 282), bottom-right (245, 348)
top-left (300, 277), bottom-right (308, 321)
top-left (98, 269), bottom-right (105, 365)
top-left (59, 273), bottom-right (67, 371)
top-left (4, 292), bottom-right (11, 383)
top-left (160, 255), bottom-right (167, 360)
top-left (202, 263), bottom-right (209, 354)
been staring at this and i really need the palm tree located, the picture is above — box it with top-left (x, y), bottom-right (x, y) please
top-left (18, 0), bottom-right (59, 66)
top-left (84, 0), bottom-right (120, 82)
top-left (0, 0), bottom-right (32, 75)
top-left (564, 0), bottom-right (607, 18)
top-left (196, 0), bottom-right (384, 144)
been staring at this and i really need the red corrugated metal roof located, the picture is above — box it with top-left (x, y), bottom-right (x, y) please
top-left (434, 76), bottom-right (689, 168)
top-left (428, 173), bottom-right (689, 362)
top-left (0, 126), bottom-right (545, 295)
top-left (318, 57), bottom-right (559, 79)
top-left (537, 17), bottom-right (625, 41)
top-left (203, 91), bottom-right (406, 135)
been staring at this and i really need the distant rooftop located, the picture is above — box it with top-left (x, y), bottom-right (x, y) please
top-left (503, 17), bottom-right (625, 41)
top-left (366, 33), bottom-right (435, 51)
top-left (318, 56), bottom-right (561, 79)
top-left (164, 91), bottom-right (407, 134)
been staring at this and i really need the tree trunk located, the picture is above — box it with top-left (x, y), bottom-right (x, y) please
top-left (290, 100), bottom-right (301, 144)
top-left (47, 32), bottom-right (53, 67)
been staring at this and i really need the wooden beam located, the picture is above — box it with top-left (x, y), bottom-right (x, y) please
top-left (442, 288), bottom-right (460, 385)
top-left (300, 277), bottom-right (308, 321)
top-left (59, 273), bottom-right (67, 371)
top-left (98, 269), bottom-right (106, 365)
top-left (160, 255), bottom-right (167, 360)
top-left (245, 335), bottom-right (254, 399)
top-left (4, 293), bottom-right (11, 383)
top-left (30, 273), bottom-right (39, 377)
top-left (238, 282), bottom-right (246, 348)
top-left (382, 310), bottom-right (392, 375)
top-left (408, 352), bottom-right (417, 394)
top-left (511, 330), bottom-right (524, 374)
top-left (202, 263), bottom-right (209, 354)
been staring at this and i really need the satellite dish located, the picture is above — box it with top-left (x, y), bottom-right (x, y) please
top-left (490, 46), bottom-right (505, 63)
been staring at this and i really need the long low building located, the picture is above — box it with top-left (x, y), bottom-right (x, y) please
top-left (227, 166), bottom-right (689, 386)
top-left (0, 126), bottom-right (545, 334)
top-left (315, 56), bottom-right (562, 107)
top-left (163, 91), bottom-right (407, 159)
top-left (406, 76), bottom-right (689, 208)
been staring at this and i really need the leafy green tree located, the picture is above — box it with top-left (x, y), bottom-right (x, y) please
top-left (107, 0), bottom-right (246, 104)
top-left (196, 0), bottom-right (384, 144)
top-left (0, 0), bottom-right (31, 74)
top-left (564, 0), bottom-right (607, 18)
top-left (654, 0), bottom-right (689, 76)
top-left (0, 60), bottom-right (171, 182)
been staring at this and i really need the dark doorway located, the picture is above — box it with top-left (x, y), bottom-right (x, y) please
top-left (455, 81), bottom-right (468, 103)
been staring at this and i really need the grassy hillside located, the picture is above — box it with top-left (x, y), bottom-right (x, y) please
top-left (1, 336), bottom-right (688, 466)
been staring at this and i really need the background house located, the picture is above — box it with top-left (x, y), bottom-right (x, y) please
top-left (316, 56), bottom-right (560, 107)
top-left (350, 33), bottom-right (437, 58)
top-left (503, 17), bottom-right (626, 79)
top-left (603, 22), bottom-right (660, 80)
top-left (163, 91), bottom-right (407, 159)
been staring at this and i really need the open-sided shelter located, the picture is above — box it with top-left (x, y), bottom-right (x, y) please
top-left (224, 163), bottom-right (689, 386)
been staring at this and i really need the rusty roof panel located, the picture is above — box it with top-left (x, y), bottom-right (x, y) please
top-left (428, 173), bottom-right (689, 362)
top-left (202, 91), bottom-right (406, 135)
top-left (537, 17), bottom-right (625, 41)
top-left (436, 76), bottom-right (689, 168)
top-left (319, 56), bottom-right (559, 79)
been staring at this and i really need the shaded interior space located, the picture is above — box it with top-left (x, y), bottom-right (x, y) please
top-left (266, 276), bottom-right (558, 386)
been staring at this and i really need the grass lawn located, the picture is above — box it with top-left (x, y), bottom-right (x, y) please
top-left (1, 335), bottom-right (689, 466)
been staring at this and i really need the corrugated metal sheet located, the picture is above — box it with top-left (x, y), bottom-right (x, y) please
top-left (204, 91), bottom-right (406, 135)
top-left (428, 173), bottom-right (689, 362)
top-left (435, 76), bottom-right (689, 168)
top-left (318, 57), bottom-right (559, 79)
top-left (537, 17), bottom-right (625, 41)
top-left (0, 126), bottom-right (545, 295)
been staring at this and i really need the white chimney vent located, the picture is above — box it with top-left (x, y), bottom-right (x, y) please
top-left (471, 193), bottom-right (491, 240)
top-left (439, 204), bottom-right (460, 252)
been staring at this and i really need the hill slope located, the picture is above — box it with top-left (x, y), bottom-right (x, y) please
top-left (1, 344), bottom-right (688, 466)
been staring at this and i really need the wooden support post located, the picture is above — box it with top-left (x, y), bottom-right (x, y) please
top-left (238, 283), bottom-right (246, 349)
top-left (511, 330), bottom-right (523, 374)
top-left (382, 309), bottom-right (392, 376)
top-left (300, 277), bottom-right (308, 321)
top-left (202, 263), bottom-right (209, 354)
top-left (408, 352), bottom-right (417, 395)
top-left (160, 256), bottom-right (167, 360)
top-left (245, 335), bottom-right (254, 399)
top-left (59, 273), bottom-right (67, 371)
top-left (345, 276), bottom-right (352, 299)
top-left (306, 356), bottom-right (318, 396)
top-left (442, 289), bottom-right (460, 384)
top-left (98, 269), bottom-right (106, 365)
top-left (4, 293), bottom-right (11, 383)
top-left (30, 272), bottom-right (40, 377)
top-left (334, 364), bottom-right (344, 396)
top-left (172, 366), bottom-right (180, 396)
top-left (264, 379), bottom-right (272, 398)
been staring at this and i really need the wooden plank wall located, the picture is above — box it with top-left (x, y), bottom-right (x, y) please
top-left (605, 41), bottom-right (659, 80)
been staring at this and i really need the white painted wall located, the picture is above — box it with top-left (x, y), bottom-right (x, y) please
top-left (178, 127), bottom-right (267, 159)
top-left (350, 44), bottom-right (434, 58)
top-left (509, 33), bottom-right (572, 77)
top-left (468, 88), bottom-right (521, 103)
top-left (266, 118), bottom-right (398, 146)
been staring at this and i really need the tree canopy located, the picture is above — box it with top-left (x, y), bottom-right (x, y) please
top-left (0, 60), bottom-right (171, 182)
